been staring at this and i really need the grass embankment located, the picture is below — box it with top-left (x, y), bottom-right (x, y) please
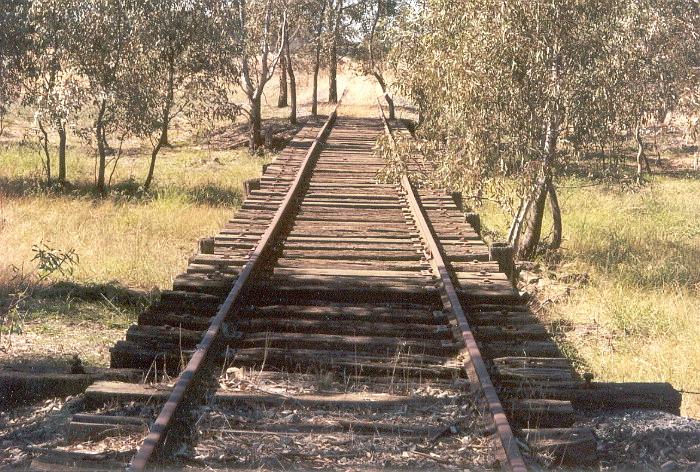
top-left (480, 176), bottom-right (700, 418)
top-left (0, 119), bottom-right (268, 371)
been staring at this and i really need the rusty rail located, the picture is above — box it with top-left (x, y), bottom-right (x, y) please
top-left (129, 98), bottom-right (344, 472)
top-left (377, 101), bottom-right (527, 472)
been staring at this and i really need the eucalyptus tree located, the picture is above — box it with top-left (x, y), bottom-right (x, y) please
top-left (0, 0), bottom-right (31, 136)
top-left (234, 0), bottom-right (286, 152)
top-left (363, 0), bottom-right (397, 119)
top-left (23, 0), bottom-right (82, 185)
top-left (277, 54), bottom-right (288, 108)
top-left (681, 79), bottom-right (700, 170)
top-left (325, 0), bottom-right (343, 103)
top-left (311, 0), bottom-right (327, 116)
top-left (131, 0), bottom-right (220, 190)
top-left (324, 0), bottom-right (368, 103)
top-left (281, 0), bottom-right (321, 124)
top-left (389, 0), bottom-right (700, 259)
top-left (65, 0), bottom-right (136, 194)
top-left (282, 21), bottom-right (297, 124)
top-left (607, 0), bottom-right (699, 183)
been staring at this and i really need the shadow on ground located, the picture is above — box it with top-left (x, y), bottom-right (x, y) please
top-left (0, 175), bottom-right (247, 207)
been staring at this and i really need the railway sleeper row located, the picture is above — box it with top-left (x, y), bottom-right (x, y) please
top-left (22, 110), bottom-right (682, 471)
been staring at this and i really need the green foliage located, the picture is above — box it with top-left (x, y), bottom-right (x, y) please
top-left (30, 241), bottom-right (80, 280)
top-left (0, 0), bottom-right (32, 124)
top-left (391, 0), bottom-right (693, 187)
top-left (386, 0), bottom-right (699, 253)
top-left (8, 0), bottom-right (251, 190)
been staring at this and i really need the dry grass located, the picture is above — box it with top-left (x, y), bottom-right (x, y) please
top-left (0, 67), bottom-right (373, 370)
top-left (480, 174), bottom-right (700, 418)
top-left (6, 63), bottom-right (696, 423)
top-left (551, 177), bottom-right (700, 418)
top-left (0, 135), bottom-right (263, 368)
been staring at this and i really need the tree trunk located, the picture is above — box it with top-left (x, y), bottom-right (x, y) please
top-left (101, 132), bottom-right (112, 155)
top-left (328, 30), bottom-right (338, 103)
top-left (547, 179), bottom-right (562, 249)
top-left (286, 38), bottom-right (297, 125)
top-left (517, 178), bottom-right (548, 260)
top-left (161, 124), bottom-right (169, 147)
top-left (95, 100), bottom-right (107, 193)
top-left (311, 4), bottom-right (325, 117)
top-left (372, 71), bottom-right (395, 120)
top-left (249, 94), bottom-right (263, 153)
top-left (635, 122), bottom-right (646, 183)
top-left (37, 120), bottom-right (51, 185)
top-left (162, 55), bottom-right (175, 147)
top-left (96, 125), bottom-right (106, 194)
top-left (144, 123), bottom-right (168, 191)
top-left (311, 50), bottom-right (321, 116)
top-left (368, 0), bottom-right (394, 120)
top-left (516, 116), bottom-right (558, 259)
top-left (57, 124), bottom-right (67, 184)
top-left (277, 54), bottom-right (288, 108)
top-left (144, 101), bottom-right (173, 191)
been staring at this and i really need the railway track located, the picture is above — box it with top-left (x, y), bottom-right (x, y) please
top-left (24, 94), bottom-right (681, 471)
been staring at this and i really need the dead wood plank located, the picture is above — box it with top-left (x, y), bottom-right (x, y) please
top-left (468, 310), bottom-right (538, 326)
top-left (286, 236), bottom-right (413, 244)
top-left (457, 284), bottom-right (520, 301)
top-left (248, 283), bottom-right (438, 305)
top-left (233, 332), bottom-right (460, 356)
top-left (451, 261), bottom-right (501, 272)
top-left (110, 340), bottom-right (186, 373)
top-left (455, 271), bottom-right (510, 281)
top-left (232, 348), bottom-right (462, 378)
top-left (85, 381), bottom-right (172, 408)
top-left (300, 201), bottom-right (403, 209)
top-left (473, 324), bottom-right (549, 341)
top-left (265, 273), bottom-right (434, 289)
top-left (504, 381), bottom-right (682, 414)
top-left (0, 370), bottom-right (142, 408)
top-left (275, 258), bottom-right (427, 272)
top-left (282, 242), bottom-right (419, 251)
top-left (111, 342), bottom-right (460, 378)
top-left (29, 447), bottom-right (133, 472)
top-left (68, 418), bottom-right (148, 442)
top-left (158, 290), bottom-right (223, 306)
top-left (470, 303), bottom-right (529, 312)
top-left (85, 382), bottom-right (450, 410)
top-left (520, 427), bottom-right (598, 466)
top-left (238, 317), bottom-right (451, 339)
top-left (172, 273), bottom-right (236, 295)
top-left (272, 267), bottom-right (429, 279)
top-left (492, 357), bottom-right (573, 383)
top-left (481, 341), bottom-right (563, 359)
top-left (503, 399), bottom-right (576, 428)
top-left (187, 254), bottom-right (251, 266)
top-left (203, 420), bottom-right (444, 437)
top-left (186, 263), bottom-right (240, 275)
top-left (281, 249), bottom-right (423, 261)
top-left (138, 310), bottom-right (213, 331)
top-left (303, 193), bottom-right (398, 200)
top-left (125, 324), bottom-right (205, 348)
top-left (239, 304), bottom-right (445, 324)
top-left (72, 414), bottom-right (150, 426)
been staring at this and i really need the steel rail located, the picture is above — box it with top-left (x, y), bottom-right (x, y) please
top-left (129, 97), bottom-right (345, 472)
top-left (377, 102), bottom-right (527, 472)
